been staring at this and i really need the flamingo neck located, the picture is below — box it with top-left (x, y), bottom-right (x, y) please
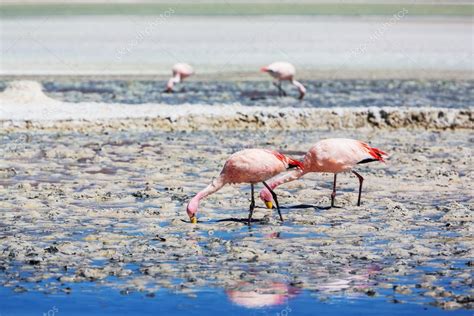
top-left (270, 168), bottom-right (305, 190)
top-left (260, 168), bottom-right (306, 203)
top-left (291, 79), bottom-right (306, 98)
top-left (167, 73), bottom-right (181, 89)
top-left (191, 176), bottom-right (226, 206)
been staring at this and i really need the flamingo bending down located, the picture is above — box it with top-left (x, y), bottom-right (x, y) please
top-left (186, 149), bottom-right (304, 225)
top-left (259, 139), bottom-right (387, 209)
top-left (261, 61), bottom-right (306, 100)
top-left (165, 63), bottom-right (194, 92)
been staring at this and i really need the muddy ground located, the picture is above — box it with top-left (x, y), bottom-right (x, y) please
top-left (0, 128), bottom-right (472, 310)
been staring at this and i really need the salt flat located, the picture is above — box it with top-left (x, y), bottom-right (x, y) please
top-left (1, 16), bottom-right (472, 78)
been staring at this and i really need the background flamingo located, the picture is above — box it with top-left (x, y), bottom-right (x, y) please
top-left (186, 148), bottom-right (303, 225)
top-left (260, 61), bottom-right (306, 99)
top-left (260, 138), bottom-right (387, 209)
top-left (165, 62), bottom-right (194, 92)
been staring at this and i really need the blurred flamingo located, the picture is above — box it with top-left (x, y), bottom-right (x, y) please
top-left (165, 63), bottom-right (194, 92)
top-left (259, 138), bottom-right (387, 209)
top-left (186, 149), bottom-right (303, 225)
top-left (261, 61), bottom-right (306, 99)
top-left (227, 282), bottom-right (299, 308)
top-left (314, 265), bottom-right (380, 295)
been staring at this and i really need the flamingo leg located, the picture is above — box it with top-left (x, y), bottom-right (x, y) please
top-left (262, 181), bottom-right (284, 222)
top-left (280, 84), bottom-right (287, 97)
top-left (248, 184), bottom-right (255, 226)
top-left (352, 171), bottom-right (364, 206)
top-left (273, 81), bottom-right (287, 97)
top-left (331, 173), bottom-right (337, 207)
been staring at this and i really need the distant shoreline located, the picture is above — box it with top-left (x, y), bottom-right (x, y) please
top-left (1, 3), bottom-right (473, 17)
top-left (1, 69), bottom-right (473, 81)
top-left (1, 80), bottom-right (472, 131)
top-left (3, 15), bottom-right (471, 78)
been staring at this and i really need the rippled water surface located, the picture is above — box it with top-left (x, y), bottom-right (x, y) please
top-left (1, 80), bottom-right (473, 108)
top-left (0, 129), bottom-right (472, 315)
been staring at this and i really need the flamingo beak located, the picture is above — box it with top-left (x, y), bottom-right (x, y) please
top-left (265, 201), bottom-right (273, 209)
top-left (260, 67), bottom-right (268, 72)
top-left (190, 216), bottom-right (197, 224)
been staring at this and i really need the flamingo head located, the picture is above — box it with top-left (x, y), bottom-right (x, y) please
top-left (295, 81), bottom-right (306, 100)
top-left (186, 199), bottom-right (198, 224)
top-left (165, 78), bottom-right (174, 93)
top-left (259, 188), bottom-right (274, 209)
top-left (298, 89), bottom-right (305, 100)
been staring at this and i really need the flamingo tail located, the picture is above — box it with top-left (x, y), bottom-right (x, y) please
top-left (267, 150), bottom-right (304, 170)
top-left (287, 158), bottom-right (304, 170)
top-left (359, 143), bottom-right (388, 163)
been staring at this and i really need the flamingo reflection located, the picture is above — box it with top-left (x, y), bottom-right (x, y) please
top-left (227, 282), bottom-right (299, 308)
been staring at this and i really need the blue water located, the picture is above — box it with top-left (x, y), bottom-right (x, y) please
top-left (1, 129), bottom-right (472, 315)
top-left (1, 80), bottom-right (472, 109)
top-left (1, 285), bottom-right (471, 316)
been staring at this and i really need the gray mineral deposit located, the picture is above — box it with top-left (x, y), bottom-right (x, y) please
top-left (0, 127), bottom-right (472, 311)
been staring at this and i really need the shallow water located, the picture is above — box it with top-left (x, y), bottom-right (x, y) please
top-left (1, 285), bottom-right (471, 316)
top-left (0, 129), bottom-right (472, 314)
top-left (7, 79), bottom-right (471, 108)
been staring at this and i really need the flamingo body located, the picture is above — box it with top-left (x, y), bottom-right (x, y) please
top-left (261, 61), bottom-right (296, 80)
top-left (166, 63), bottom-right (194, 92)
top-left (260, 138), bottom-right (387, 207)
top-left (172, 63), bottom-right (193, 78)
top-left (186, 148), bottom-right (303, 224)
top-left (261, 61), bottom-right (306, 99)
top-left (303, 138), bottom-right (385, 173)
top-left (222, 149), bottom-right (296, 184)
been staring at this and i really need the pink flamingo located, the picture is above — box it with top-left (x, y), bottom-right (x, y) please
top-left (261, 61), bottom-right (306, 99)
top-left (259, 138), bottom-right (387, 209)
top-left (226, 282), bottom-right (299, 308)
top-left (186, 149), bottom-right (304, 225)
top-left (165, 63), bottom-right (194, 92)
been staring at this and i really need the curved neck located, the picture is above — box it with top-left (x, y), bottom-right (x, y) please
top-left (192, 175), bottom-right (226, 206)
top-left (291, 79), bottom-right (306, 95)
top-left (268, 168), bottom-right (306, 190)
top-left (167, 73), bottom-right (181, 89)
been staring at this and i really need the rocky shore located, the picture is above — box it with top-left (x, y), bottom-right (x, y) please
top-left (1, 81), bottom-right (472, 132)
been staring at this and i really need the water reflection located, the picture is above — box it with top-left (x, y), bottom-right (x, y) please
top-left (226, 265), bottom-right (380, 309)
top-left (314, 265), bottom-right (380, 296)
top-left (227, 282), bottom-right (299, 308)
